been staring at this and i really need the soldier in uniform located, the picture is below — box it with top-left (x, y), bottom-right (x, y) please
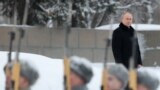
top-left (4, 61), bottom-right (39, 90)
top-left (137, 70), bottom-right (159, 90)
top-left (106, 64), bottom-right (128, 90)
top-left (69, 56), bottom-right (93, 90)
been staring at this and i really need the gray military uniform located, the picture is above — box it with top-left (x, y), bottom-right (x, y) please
top-left (20, 88), bottom-right (31, 90)
top-left (72, 85), bottom-right (88, 90)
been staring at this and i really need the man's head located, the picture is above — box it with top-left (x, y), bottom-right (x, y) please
top-left (137, 70), bottom-right (159, 90)
top-left (4, 61), bottom-right (39, 90)
top-left (69, 56), bottom-right (93, 88)
top-left (107, 64), bottom-right (128, 90)
top-left (121, 11), bottom-right (133, 27)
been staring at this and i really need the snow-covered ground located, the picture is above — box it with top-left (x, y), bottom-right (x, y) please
top-left (0, 51), bottom-right (160, 90)
top-left (96, 24), bottom-right (160, 31)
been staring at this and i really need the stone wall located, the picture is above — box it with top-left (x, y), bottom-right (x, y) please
top-left (0, 27), bottom-right (160, 66)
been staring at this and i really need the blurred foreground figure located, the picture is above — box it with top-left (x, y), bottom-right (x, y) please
top-left (106, 64), bottom-right (128, 90)
top-left (4, 61), bottom-right (39, 90)
top-left (137, 70), bottom-right (159, 90)
top-left (69, 56), bottom-right (93, 90)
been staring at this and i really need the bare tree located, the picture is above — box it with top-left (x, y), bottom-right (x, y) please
top-left (0, 0), bottom-right (159, 28)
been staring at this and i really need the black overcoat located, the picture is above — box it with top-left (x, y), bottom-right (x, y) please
top-left (112, 23), bottom-right (142, 68)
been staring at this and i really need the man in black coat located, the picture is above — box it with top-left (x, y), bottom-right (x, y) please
top-left (112, 11), bottom-right (142, 69)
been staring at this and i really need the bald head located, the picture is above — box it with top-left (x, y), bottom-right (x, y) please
top-left (121, 12), bottom-right (133, 27)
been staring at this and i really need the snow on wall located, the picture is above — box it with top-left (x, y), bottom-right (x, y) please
top-left (95, 24), bottom-right (160, 31)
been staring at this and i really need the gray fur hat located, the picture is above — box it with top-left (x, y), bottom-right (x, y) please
top-left (70, 56), bottom-right (93, 84)
top-left (107, 63), bottom-right (129, 90)
top-left (20, 61), bottom-right (39, 86)
top-left (4, 61), bottom-right (39, 86)
top-left (137, 71), bottom-right (159, 90)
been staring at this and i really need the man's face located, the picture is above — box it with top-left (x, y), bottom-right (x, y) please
top-left (5, 72), bottom-right (12, 90)
top-left (19, 76), bottom-right (30, 89)
top-left (5, 71), bottom-right (29, 90)
top-left (107, 74), bottom-right (122, 90)
top-left (70, 71), bottom-right (85, 87)
top-left (121, 13), bottom-right (133, 27)
top-left (137, 84), bottom-right (149, 90)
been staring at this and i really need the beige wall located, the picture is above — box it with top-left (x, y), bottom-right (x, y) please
top-left (0, 27), bottom-right (160, 66)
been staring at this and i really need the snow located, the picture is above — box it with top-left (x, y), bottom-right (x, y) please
top-left (0, 51), bottom-right (160, 90)
top-left (145, 47), bottom-right (160, 50)
top-left (95, 24), bottom-right (160, 31)
top-left (0, 24), bottom-right (37, 28)
top-left (0, 51), bottom-right (102, 90)
top-left (0, 51), bottom-right (64, 90)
